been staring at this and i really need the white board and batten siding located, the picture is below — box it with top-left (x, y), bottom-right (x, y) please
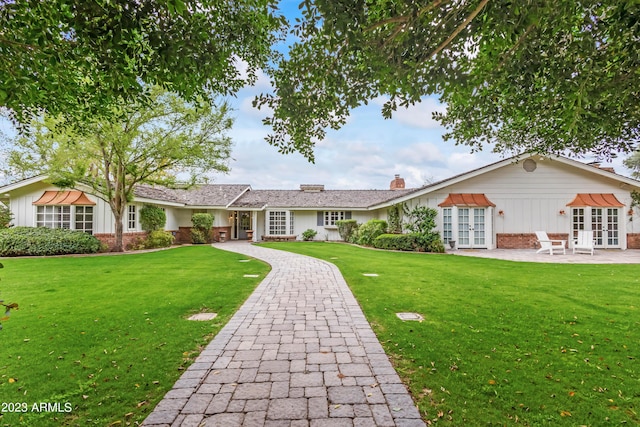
top-left (407, 158), bottom-right (636, 248)
top-left (8, 182), bottom-right (115, 232)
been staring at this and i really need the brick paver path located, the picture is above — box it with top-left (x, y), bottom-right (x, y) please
top-left (142, 242), bottom-right (425, 427)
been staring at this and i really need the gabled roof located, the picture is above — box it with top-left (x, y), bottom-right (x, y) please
top-left (369, 154), bottom-right (640, 209)
top-left (134, 184), bottom-right (251, 207)
top-left (230, 188), bottom-right (415, 209)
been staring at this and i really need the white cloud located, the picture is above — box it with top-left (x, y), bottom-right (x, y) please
top-left (370, 96), bottom-right (446, 129)
top-left (392, 98), bottom-right (447, 129)
top-left (397, 142), bottom-right (446, 165)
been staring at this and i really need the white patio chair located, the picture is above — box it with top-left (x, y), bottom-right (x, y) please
top-left (535, 231), bottom-right (566, 255)
top-left (572, 230), bottom-right (595, 255)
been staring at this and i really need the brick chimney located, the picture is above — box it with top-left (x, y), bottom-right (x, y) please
top-left (390, 174), bottom-right (405, 190)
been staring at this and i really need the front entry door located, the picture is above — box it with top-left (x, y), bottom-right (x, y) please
top-left (234, 211), bottom-right (252, 240)
top-left (457, 208), bottom-right (487, 248)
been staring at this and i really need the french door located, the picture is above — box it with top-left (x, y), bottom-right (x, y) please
top-left (457, 208), bottom-right (487, 248)
top-left (572, 208), bottom-right (620, 248)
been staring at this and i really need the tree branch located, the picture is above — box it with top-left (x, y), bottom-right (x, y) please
top-left (429, 0), bottom-right (489, 59)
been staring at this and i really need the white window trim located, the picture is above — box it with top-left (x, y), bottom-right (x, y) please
top-left (324, 211), bottom-right (346, 227)
top-left (127, 205), bottom-right (137, 231)
top-left (35, 205), bottom-right (94, 234)
top-left (266, 210), bottom-right (295, 235)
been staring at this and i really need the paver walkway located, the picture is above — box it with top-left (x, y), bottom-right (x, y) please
top-left (142, 242), bottom-right (425, 427)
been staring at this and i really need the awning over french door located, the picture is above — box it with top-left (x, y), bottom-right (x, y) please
top-left (566, 193), bottom-right (624, 207)
top-left (438, 193), bottom-right (496, 207)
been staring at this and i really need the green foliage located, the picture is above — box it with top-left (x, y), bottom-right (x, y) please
top-left (623, 150), bottom-right (640, 180)
top-left (144, 230), bottom-right (175, 249)
top-left (404, 206), bottom-right (444, 252)
top-left (373, 233), bottom-right (418, 251)
top-left (0, 226), bottom-right (101, 256)
top-left (1, 0), bottom-right (284, 127)
top-left (0, 204), bottom-right (13, 228)
top-left (190, 228), bottom-right (207, 245)
top-left (302, 229), bottom-right (318, 241)
top-left (405, 206), bottom-right (438, 235)
top-left (190, 213), bottom-right (214, 244)
top-left (8, 88), bottom-right (233, 251)
top-left (191, 213), bottom-right (214, 231)
top-left (139, 205), bottom-right (166, 232)
top-left (387, 203), bottom-right (406, 234)
top-left (336, 219), bottom-right (359, 243)
top-left (259, 1), bottom-right (639, 160)
top-left (356, 219), bottom-right (388, 247)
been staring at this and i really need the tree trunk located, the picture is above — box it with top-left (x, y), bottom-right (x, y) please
top-left (113, 213), bottom-right (125, 252)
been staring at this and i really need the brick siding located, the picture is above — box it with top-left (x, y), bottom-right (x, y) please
top-left (497, 233), bottom-right (569, 249)
top-left (174, 226), bottom-right (232, 244)
top-left (627, 233), bottom-right (640, 249)
top-left (94, 232), bottom-right (148, 251)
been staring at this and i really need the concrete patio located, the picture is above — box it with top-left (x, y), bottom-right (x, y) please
top-left (447, 248), bottom-right (640, 263)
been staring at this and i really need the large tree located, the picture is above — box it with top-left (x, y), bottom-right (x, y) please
top-left (7, 89), bottom-right (233, 252)
top-left (257, 0), bottom-right (640, 161)
top-left (0, 0), bottom-right (284, 125)
top-left (623, 150), bottom-right (640, 180)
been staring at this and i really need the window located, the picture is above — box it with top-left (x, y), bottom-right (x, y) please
top-left (37, 205), bottom-right (71, 229)
top-left (323, 211), bottom-right (346, 226)
top-left (36, 205), bottom-right (94, 234)
top-left (442, 208), bottom-right (452, 244)
top-left (75, 206), bottom-right (94, 234)
top-left (268, 211), bottom-right (294, 235)
top-left (128, 205), bottom-right (137, 230)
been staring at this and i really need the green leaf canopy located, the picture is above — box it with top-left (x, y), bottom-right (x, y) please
top-left (1, 0), bottom-right (285, 124)
top-left (258, 0), bottom-right (640, 161)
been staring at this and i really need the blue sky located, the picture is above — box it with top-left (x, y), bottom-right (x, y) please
top-left (1, 1), bottom-right (630, 189)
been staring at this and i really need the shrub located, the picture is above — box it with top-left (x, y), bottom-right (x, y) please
top-left (0, 205), bottom-right (13, 229)
top-left (0, 227), bottom-right (101, 256)
top-left (405, 206), bottom-right (444, 252)
top-left (139, 205), bottom-right (166, 232)
top-left (190, 228), bottom-right (207, 244)
top-left (387, 203), bottom-right (406, 234)
top-left (373, 233), bottom-right (419, 251)
top-left (191, 213), bottom-right (214, 230)
top-left (302, 229), bottom-right (317, 241)
top-left (191, 213), bottom-right (214, 244)
top-left (145, 230), bottom-right (175, 249)
top-left (357, 219), bottom-right (388, 246)
top-left (336, 219), bottom-right (358, 242)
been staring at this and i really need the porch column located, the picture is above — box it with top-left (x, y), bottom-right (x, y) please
top-left (486, 206), bottom-right (495, 249)
top-left (252, 211), bottom-right (258, 242)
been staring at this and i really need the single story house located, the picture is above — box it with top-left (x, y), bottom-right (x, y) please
top-left (1, 154), bottom-right (639, 250)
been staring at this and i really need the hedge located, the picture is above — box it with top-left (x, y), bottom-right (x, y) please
top-left (144, 230), bottom-right (175, 249)
top-left (373, 233), bottom-right (419, 251)
top-left (373, 233), bottom-right (446, 253)
top-left (0, 227), bottom-right (101, 256)
top-left (356, 219), bottom-right (388, 246)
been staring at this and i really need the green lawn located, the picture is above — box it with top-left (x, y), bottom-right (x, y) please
top-left (261, 242), bottom-right (640, 426)
top-left (0, 246), bottom-right (269, 426)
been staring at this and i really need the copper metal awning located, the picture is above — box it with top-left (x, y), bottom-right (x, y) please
top-left (566, 193), bottom-right (623, 207)
top-left (438, 193), bottom-right (496, 207)
top-left (33, 190), bottom-right (96, 206)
